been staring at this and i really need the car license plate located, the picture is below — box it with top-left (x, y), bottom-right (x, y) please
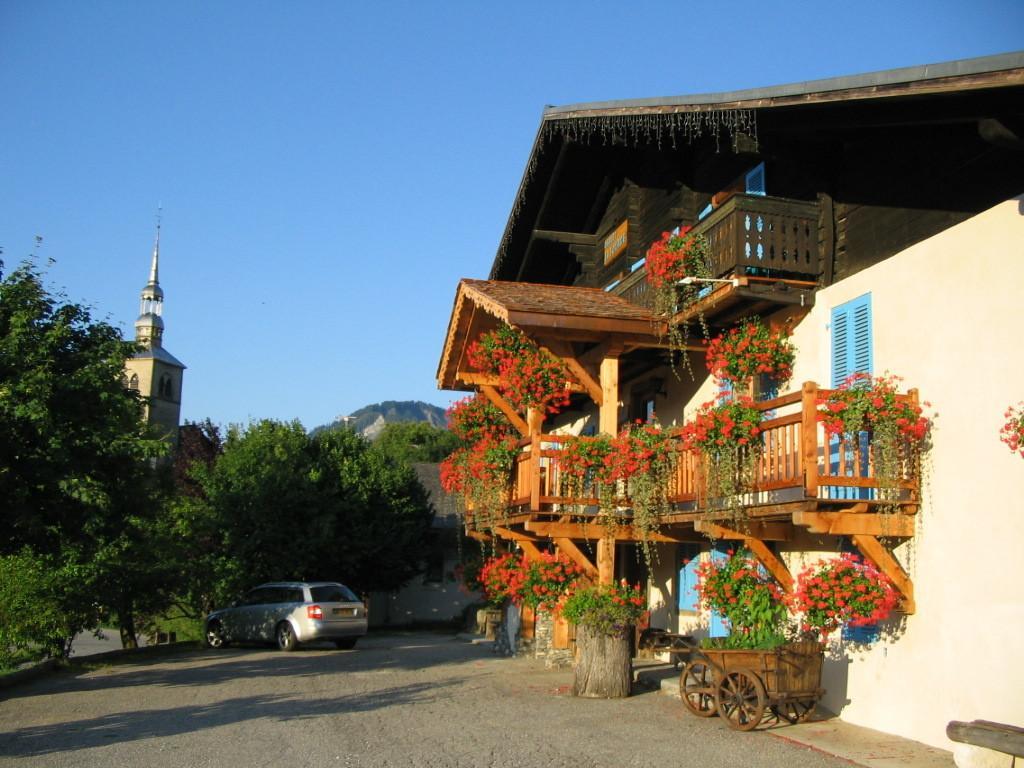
top-left (333, 607), bottom-right (355, 616)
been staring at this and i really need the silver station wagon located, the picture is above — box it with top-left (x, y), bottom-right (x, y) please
top-left (204, 581), bottom-right (368, 651)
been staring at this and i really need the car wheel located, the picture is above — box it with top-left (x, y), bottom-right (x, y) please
top-left (276, 621), bottom-right (299, 652)
top-left (334, 637), bottom-right (357, 650)
top-left (205, 621), bottom-right (227, 649)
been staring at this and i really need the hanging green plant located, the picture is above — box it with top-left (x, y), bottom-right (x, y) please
top-left (680, 395), bottom-right (763, 514)
top-left (695, 548), bottom-right (788, 649)
top-left (817, 373), bottom-right (932, 510)
top-left (644, 227), bottom-right (712, 376)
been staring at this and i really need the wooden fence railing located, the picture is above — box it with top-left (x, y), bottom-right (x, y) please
top-left (506, 382), bottom-right (921, 514)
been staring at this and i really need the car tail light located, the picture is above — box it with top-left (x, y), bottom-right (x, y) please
top-left (307, 604), bottom-right (323, 620)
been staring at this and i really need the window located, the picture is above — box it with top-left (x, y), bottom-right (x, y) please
top-left (159, 374), bottom-right (173, 399)
top-left (128, 373), bottom-right (139, 391)
top-left (310, 584), bottom-right (360, 603)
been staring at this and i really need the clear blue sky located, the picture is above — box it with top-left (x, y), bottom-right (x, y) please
top-left (2, 1), bottom-right (1021, 430)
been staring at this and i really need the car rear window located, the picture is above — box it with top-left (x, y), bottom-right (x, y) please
top-left (311, 584), bottom-right (359, 603)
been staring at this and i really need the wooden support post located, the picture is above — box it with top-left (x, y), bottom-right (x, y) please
top-left (554, 538), bottom-right (599, 580)
top-left (597, 538), bottom-right (615, 585)
top-left (851, 534), bottom-right (915, 614)
top-left (527, 408), bottom-right (544, 512)
top-left (744, 538), bottom-right (794, 593)
top-left (599, 353), bottom-right (620, 436)
top-left (801, 381), bottom-right (819, 499)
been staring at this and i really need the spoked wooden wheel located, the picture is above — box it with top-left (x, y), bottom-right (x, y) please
top-left (771, 698), bottom-right (817, 724)
top-left (715, 669), bottom-right (767, 731)
top-left (680, 659), bottom-right (718, 717)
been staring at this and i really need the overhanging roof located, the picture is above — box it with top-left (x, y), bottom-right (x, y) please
top-left (490, 51), bottom-right (1024, 280)
top-left (436, 279), bottom-right (665, 391)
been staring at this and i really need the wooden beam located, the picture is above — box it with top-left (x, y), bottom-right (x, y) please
top-left (554, 537), bottom-right (599, 579)
top-left (597, 537), bottom-right (615, 585)
top-left (541, 340), bottom-right (603, 406)
top-left (694, 520), bottom-right (792, 542)
top-left (793, 510), bottom-right (915, 537)
top-left (492, 526), bottom-right (540, 542)
top-left (517, 539), bottom-right (545, 562)
top-left (478, 384), bottom-right (530, 437)
top-left (745, 538), bottom-right (794, 592)
top-left (947, 720), bottom-right (1024, 758)
top-left (527, 521), bottom-right (694, 543)
top-left (465, 530), bottom-right (491, 544)
top-left (533, 229), bottom-right (600, 247)
top-left (455, 371), bottom-right (500, 387)
top-left (851, 534), bottom-right (915, 614)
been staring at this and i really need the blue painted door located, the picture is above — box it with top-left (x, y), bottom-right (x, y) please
top-left (709, 543), bottom-right (730, 637)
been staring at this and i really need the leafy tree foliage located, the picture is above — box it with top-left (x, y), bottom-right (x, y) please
top-left (372, 421), bottom-right (460, 465)
top-left (173, 420), bottom-right (434, 613)
top-left (0, 260), bottom-right (168, 658)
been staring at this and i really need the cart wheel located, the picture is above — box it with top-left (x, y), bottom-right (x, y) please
top-left (771, 699), bottom-right (817, 724)
top-left (715, 669), bottom-right (767, 731)
top-left (680, 659), bottom-right (718, 717)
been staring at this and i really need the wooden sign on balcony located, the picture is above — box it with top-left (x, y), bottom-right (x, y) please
top-left (603, 220), bottom-right (628, 265)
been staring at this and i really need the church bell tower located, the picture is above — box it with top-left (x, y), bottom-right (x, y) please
top-left (124, 219), bottom-right (186, 446)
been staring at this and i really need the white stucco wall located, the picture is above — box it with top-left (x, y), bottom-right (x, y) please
top-left (781, 195), bottom-right (1024, 749)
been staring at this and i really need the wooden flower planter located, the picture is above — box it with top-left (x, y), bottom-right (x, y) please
top-left (680, 641), bottom-right (825, 731)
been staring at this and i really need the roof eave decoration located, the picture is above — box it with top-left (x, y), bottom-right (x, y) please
top-left (488, 52), bottom-right (1024, 281)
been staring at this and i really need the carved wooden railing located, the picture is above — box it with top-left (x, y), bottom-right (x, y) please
top-left (507, 382), bottom-right (921, 515)
top-left (614, 193), bottom-right (820, 309)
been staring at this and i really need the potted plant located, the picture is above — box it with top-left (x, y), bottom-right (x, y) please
top-left (561, 580), bottom-right (647, 698)
top-left (817, 372), bottom-right (932, 506)
top-left (644, 227), bottom-right (712, 371)
top-left (680, 395), bottom-right (763, 511)
top-left (694, 549), bottom-right (788, 649)
top-left (789, 553), bottom-right (899, 640)
top-left (467, 325), bottom-right (574, 416)
top-left (705, 318), bottom-right (795, 391)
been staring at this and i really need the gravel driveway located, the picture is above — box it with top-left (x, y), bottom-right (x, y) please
top-left (0, 632), bottom-right (851, 767)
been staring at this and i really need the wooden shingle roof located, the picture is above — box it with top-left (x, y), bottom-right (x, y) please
top-left (436, 279), bottom-right (666, 391)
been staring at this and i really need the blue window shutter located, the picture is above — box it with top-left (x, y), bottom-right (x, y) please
top-left (831, 293), bottom-right (873, 387)
top-left (678, 544), bottom-right (701, 612)
top-left (840, 540), bottom-right (881, 643)
top-left (745, 163), bottom-right (766, 196)
top-left (830, 295), bottom-right (873, 499)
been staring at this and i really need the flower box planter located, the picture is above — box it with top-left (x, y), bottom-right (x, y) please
top-left (680, 641), bottom-right (824, 731)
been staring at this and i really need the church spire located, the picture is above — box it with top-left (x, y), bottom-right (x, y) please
top-left (135, 213), bottom-right (165, 349)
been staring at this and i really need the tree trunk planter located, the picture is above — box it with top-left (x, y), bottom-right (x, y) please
top-left (572, 625), bottom-right (632, 698)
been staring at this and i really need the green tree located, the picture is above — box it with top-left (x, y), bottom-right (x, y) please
top-left (0, 260), bottom-right (168, 657)
top-left (371, 421), bottom-right (460, 466)
top-left (175, 419), bottom-right (434, 611)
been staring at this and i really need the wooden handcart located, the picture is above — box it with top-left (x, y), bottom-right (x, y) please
top-left (680, 641), bottom-right (824, 731)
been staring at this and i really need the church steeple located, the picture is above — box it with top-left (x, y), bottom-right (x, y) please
top-left (124, 212), bottom-right (186, 450)
top-left (134, 218), bottom-right (165, 349)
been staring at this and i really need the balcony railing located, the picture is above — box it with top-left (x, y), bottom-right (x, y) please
top-left (502, 382), bottom-right (920, 519)
top-left (614, 193), bottom-right (820, 309)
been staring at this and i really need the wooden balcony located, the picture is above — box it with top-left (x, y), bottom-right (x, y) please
top-left (496, 382), bottom-right (919, 522)
top-left (614, 193), bottom-right (821, 314)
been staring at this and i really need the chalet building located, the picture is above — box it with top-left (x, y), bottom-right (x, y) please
top-left (124, 222), bottom-right (185, 447)
top-left (436, 52), bottom-right (1024, 750)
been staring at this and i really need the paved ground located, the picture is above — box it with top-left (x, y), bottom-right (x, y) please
top-left (0, 632), bottom-right (868, 768)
